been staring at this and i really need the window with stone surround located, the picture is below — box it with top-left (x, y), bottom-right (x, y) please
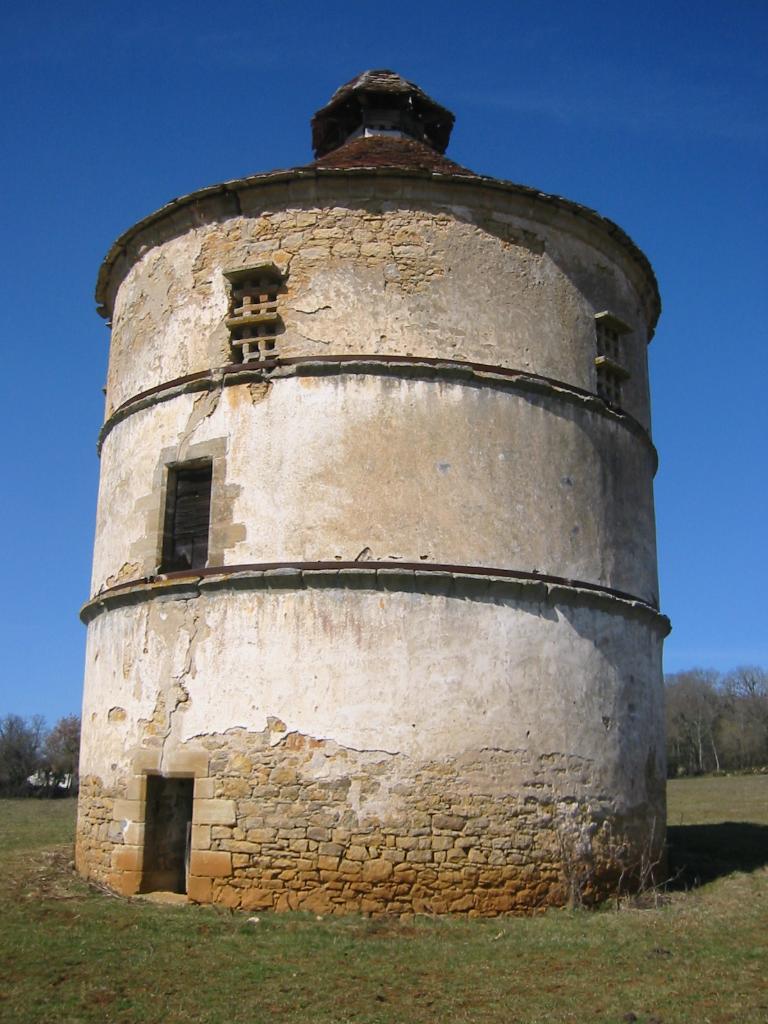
top-left (224, 263), bottom-right (284, 363)
top-left (160, 461), bottom-right (213, 572)
top-left (594, 311), bottom-right (631, 408)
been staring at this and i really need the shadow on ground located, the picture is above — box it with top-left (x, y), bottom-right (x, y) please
top-left (667, 822), bottom-right (768, 887)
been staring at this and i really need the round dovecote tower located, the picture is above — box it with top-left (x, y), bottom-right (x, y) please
top-left (77, 70), bottom-right (669, 914)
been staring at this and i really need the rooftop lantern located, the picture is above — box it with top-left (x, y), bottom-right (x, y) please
top-left (311, 69), bottom-right (455, 158)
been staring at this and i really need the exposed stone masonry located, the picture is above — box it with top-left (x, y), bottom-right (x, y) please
top-left (106, 195), bottom-right (649, 425)
top-left (76, 775), bottom-right (120, 882)
top-left (76, 727), bottom-right (659, 916)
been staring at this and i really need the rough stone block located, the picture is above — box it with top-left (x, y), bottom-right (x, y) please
top-left (194, 799), bottom-right (237, 825)
top-left (111, 845), bottom-right (142, 872)
top-left (295, 887), bottom-right (336, 915)
top-left (113, 799), bottom-right (143, 823)
top-left (395, 836), bottom-right (418, 850)
top-left (362, 859), bottom-right (393, 883)
top-left (339, 858), bottom-right (362, 875)
top-left (108, 870), bottom-right (142, 896)
top-left (165, 749), bottom-right (210, 775)
top-left (187, 875), bottom-right (213, 902)
top-left (247, 828), bottom-right (277, 843)
top-left (190, 851), bottom-right (233, 877)
top-left (123, 821), bottom-right (145, 846)
top-left (191, 824), bottom-right (211, 850)
top-left (307, 826), bottom-right (330, 841)
top-left (405, 849), bottom-right (433, 863)
top-left (318, 842), bottom-right (344, 857)
top-left (131, 749), bottom-right (161, 773)
top-left (125, 776), bottom-right (147, 801)
top-left (241, 888), bottom-right (276, 910)
top-left (194, 777), bottom-right (216, 800)
top-left (216, 886), bottom-right (242, 909)
top-left (449, 893), bottom-right (475, 912)
top-left (433, 814), bottom-right (467, 831)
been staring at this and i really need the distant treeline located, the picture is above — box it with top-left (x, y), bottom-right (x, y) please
top-left (3, 669), bottom-right (767, 793)
top-left (0, 714), bottom-right (80, 797)
top-left (666, 667), bottom-right (768, 777)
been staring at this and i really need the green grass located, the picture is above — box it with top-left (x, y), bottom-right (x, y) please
top-left (667, 773), bottom-right (768, 826)
top-left (1, 779), bottom-right (767, 1024)
top-left (667, 774), bottom-right (768, 886)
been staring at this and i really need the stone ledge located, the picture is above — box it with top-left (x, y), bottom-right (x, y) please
top-left (97, 355), bottom-right (658, 461)
top-left (81, 562), bottom-right (670, 635)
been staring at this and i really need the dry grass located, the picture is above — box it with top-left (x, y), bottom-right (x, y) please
top-left (0, 778), bottom-right (766, 1024)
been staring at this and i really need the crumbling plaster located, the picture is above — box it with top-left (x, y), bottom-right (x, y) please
top-left (80, 584), bottom-right (664, 812)
top-left (92, 374), bottom-right (658, 603)
top-left (103, 188), bottom-right (653, 430)
top-left (79, 152), bottom-right (666, 912)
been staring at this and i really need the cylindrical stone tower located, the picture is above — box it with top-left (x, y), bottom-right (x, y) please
top-left (77, 70), bottom-right (669, 914)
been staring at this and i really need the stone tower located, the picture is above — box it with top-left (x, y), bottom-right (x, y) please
top-left (77, 71), bottom-right (669, 914)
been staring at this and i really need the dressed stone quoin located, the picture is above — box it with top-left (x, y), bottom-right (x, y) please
top-left (77, 71), bottom-right (669, 913)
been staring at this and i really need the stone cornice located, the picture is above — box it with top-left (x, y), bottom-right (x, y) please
top-left (80, 560), bottom-right (670, 635)
top-left (97, 354), bottom-right (658, 469)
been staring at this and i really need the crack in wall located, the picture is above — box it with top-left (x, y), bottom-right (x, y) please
top-left (177, 383), bottom-right (222, 457)
top-left (159, 600), bottom-right (200, 773)
top-left (287, 302), bottom-right (332, 315)
top-left (285, 323), bottom-right (333, 346)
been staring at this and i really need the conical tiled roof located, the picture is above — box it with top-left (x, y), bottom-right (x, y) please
top-left (309, 134), bottom-right (475, 175)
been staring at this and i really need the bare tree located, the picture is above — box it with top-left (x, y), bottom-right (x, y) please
top-left (0, 714), bottom-right (46, 795)
top-left (665, 670), bottom-right (723, 775)
top-left (720, 667), bottom-right (768, 769)
top-left (43, 715), bottom-right (81, 790)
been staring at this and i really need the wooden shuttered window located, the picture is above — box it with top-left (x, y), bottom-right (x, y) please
top-left (161, 463), bottom-right (213, 572)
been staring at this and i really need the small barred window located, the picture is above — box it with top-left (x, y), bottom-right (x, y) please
top-left (594, 312), bottom-right (631, 408)
top-left (224, 263), bottom-right (284, 363)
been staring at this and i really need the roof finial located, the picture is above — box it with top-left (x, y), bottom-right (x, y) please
top-left (311, 70), bottom-right (455, 158)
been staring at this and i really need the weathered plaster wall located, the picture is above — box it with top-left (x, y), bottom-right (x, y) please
top-left (104, 181), bottom-right (653, 429)
top-left (79, 169), bottom-right (666, 914)
top-left (77, 582), bottom-right (665, 913)
top-left (91, 376), bottom-right (658, 602)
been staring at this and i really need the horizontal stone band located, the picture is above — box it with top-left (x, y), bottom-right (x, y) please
top-left (81, 560), bottom-right (670, 633)
top-left (97, 354), bottom-right (657, 462)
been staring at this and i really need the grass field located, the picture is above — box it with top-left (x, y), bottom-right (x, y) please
top-left (1, 777), bottom-right (766, 1024)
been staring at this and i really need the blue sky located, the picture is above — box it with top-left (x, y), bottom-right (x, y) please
top-left (1, 1), bottom-right (766, 722)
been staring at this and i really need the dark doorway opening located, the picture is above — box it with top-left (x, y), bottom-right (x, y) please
top-left (141, 776), bottom-right (194, 894)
